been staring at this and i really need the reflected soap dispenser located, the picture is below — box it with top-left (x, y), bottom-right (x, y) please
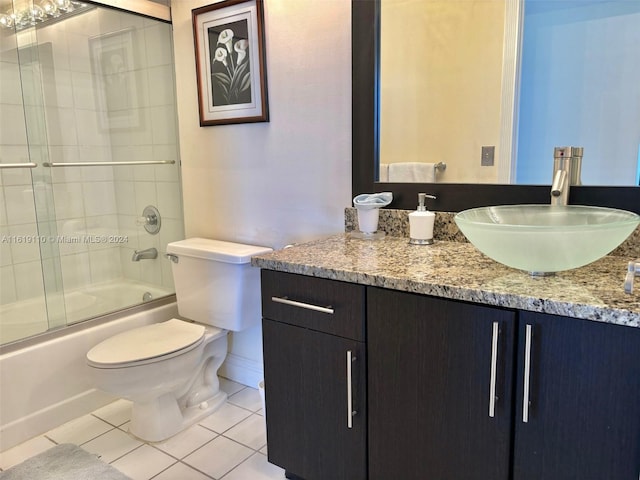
top-left (409, 193), bottom-right (436, 245)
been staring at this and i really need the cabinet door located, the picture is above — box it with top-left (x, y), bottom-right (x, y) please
top-left (514, 312), bottom-right (640, 480)
top-left (262, 319), bottom-right (367, 480)
top-left (368, 287), bottom-right (515, 480)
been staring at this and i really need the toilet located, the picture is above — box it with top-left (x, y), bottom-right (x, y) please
top-left (86, 238), bottom-right (272, 442)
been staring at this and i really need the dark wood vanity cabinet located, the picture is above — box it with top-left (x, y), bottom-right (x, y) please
top-left (260, 270), bottom-right (367, 480)
top-left (368, 287), bottom-right (640, 480)
top-left (368, 286), bottom-right (517, 480)
top-left (261, 271), bottom-right (640, 480)
top-left (513, 311), bottom-right (640, 480)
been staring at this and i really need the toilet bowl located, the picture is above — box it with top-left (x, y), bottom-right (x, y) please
top-left (86, 238), bottom-right (272, 442)
top-left (87, 319), bottom-right (228, 441)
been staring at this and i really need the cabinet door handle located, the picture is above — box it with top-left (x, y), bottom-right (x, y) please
top-left (488, 321), bottom-right (499, 418)
top-left (522, 324), bottom-right (533, 423)
top-left (346, 350), bottom-right (357, 429)
top-left (271, 296), bottom-right (334, 314)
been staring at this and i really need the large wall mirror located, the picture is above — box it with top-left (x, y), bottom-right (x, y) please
top-left (352, 0), bottom-right (640, 212)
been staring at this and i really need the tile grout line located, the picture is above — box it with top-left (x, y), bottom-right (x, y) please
top-left (90, 412), bottom-right (129, 429)
top-left (2, 382), bottom-right (271, 479)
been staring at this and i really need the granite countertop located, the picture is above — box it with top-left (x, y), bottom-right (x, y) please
top-left (251, 233), bottom-right (640, 328)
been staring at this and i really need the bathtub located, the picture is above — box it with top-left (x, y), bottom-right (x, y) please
top-left (0, 280), bottom-right (173, 345)
top-left (0, 296), bottom-right (178, 452)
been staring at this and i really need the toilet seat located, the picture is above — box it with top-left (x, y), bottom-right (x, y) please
top-left (87, 319), bottom-right (206, 369)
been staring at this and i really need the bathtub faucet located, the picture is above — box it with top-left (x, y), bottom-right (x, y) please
top-left (132, 247), bottom-right (158, 261)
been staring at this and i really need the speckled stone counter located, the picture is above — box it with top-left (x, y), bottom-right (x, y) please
top-left (344, 207), bottom-right (640, 257)
top-left (251, 234), bottom-right (640, 328)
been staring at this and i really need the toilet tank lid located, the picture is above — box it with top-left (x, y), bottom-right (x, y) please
top-left (166, 238), bottom-right (272, 264)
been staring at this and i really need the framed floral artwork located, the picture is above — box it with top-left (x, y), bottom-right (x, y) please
top-left (192, 0), bottom-right (269, 126)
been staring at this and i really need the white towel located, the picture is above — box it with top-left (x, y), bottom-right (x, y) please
top-left (388, 162), bottom-right (436, 183)
top-left (379, 163), bottom-right (389, 182)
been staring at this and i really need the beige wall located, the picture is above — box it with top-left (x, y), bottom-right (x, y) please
top-left (380, 0), bottom-right (506, 183)
top-left (172, 0), bottom-right (351, 248)
top-left (171, 0), bottom-right (352, 383)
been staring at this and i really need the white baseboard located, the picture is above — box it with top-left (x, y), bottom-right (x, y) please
top-left (2, 356), bottom-right (264, 451)
top-left (219, 353), bottom-right (264, 389)
top-left (0, 389), bottom-right (115, 452)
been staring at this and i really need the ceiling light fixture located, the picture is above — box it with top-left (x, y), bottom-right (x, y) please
top-left (0, 1), bottom-right (94, 31)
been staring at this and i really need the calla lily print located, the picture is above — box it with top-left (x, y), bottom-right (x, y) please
top-left (209, 21), bottom-right (252, 105)
top-left (193, 0), bottom-right (268, 126)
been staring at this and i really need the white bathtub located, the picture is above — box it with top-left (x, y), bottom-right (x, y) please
top-left (0, 280), bottom-right (172, 345)
top-left (0, 299), bottom-right (178, 452)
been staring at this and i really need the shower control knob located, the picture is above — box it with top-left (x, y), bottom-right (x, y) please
top-left (136, 205), bottom-right (161, 235)
top-left (136, 215), bottom-right (157, 226)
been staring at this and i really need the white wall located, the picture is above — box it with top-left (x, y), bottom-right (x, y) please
top-left (171, 0), bottom-right (352, 384)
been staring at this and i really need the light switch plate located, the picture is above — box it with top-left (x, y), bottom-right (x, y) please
top-left (481, 146), bottom-right (495, 166)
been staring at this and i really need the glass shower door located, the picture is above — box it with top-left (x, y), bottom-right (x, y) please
top-left (1, 1), bottom-right (183, 345)
top-left (1, 9), bottom-right (65, 343)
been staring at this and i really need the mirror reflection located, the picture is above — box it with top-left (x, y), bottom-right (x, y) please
top-left (379, 0), bottom-right (640, 186)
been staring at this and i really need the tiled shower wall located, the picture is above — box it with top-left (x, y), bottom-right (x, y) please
top-left (0, 6), bottom-right (183, 307)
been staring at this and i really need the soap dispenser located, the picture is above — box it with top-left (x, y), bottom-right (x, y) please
top-left (409, 193), bottom-right (436, 245)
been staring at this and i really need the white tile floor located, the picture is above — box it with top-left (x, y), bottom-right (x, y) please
top-left (0, 378), bottom-right (286, 480)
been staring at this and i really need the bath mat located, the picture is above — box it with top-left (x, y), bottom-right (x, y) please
top-left (0, 443), bottom-right (132, 480)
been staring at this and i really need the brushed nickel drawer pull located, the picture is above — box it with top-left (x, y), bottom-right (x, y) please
top-left (347, 350), bottom-right (356, 429)
top-left (488, 321), bottom-right (499, 418)
top-left (523, 324), bottom-right (533, 423)
top-left (271, 296), bottom-right (334, 315)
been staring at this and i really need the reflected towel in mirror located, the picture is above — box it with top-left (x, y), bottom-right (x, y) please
top-left (388, 162), bottom-right (436, 182)
top-left (379, 163), bottom-right (389, 182)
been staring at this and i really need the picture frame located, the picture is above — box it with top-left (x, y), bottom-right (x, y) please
top-left (192, 0), bottom-right (269, 126)
top-left (89, 28), bottom-right (140, 130)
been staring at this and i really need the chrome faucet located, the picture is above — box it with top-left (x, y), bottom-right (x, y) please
top-left (551, 146), bottom-right (583, 206)
top-left (624, 260), bottom-right (640, 294)
top-left (132, 247), bottom-right (158, 261)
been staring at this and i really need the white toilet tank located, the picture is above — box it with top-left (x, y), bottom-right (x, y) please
top-left (166, 238), bottom-right (272, 331)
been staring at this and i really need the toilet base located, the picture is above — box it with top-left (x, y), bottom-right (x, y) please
top-left (129, 389), bottom-right (228, 442)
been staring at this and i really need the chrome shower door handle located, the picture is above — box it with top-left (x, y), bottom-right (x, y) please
top-left (488, 321), bottom-right (499, 418)
top-left (346, 350), bottom-right (357, 429)
top-left (0, 162), bottom-right (37, 169)
top-left (522, 324), bottom-right (533, 423)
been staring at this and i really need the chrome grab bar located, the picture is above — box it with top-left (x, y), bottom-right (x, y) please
top-left (435, 161), bottom-right (446, 171)
top-left (43, 160), bottom-right (176, 167)
top-left (0, 162), bottom-right (37, 169)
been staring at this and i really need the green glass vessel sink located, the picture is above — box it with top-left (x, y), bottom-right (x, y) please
top-left (454, 205), bottom-right (640, 275)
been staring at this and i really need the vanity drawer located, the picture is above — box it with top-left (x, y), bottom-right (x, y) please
top-left (260, 270), bottom-right (365, 341)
